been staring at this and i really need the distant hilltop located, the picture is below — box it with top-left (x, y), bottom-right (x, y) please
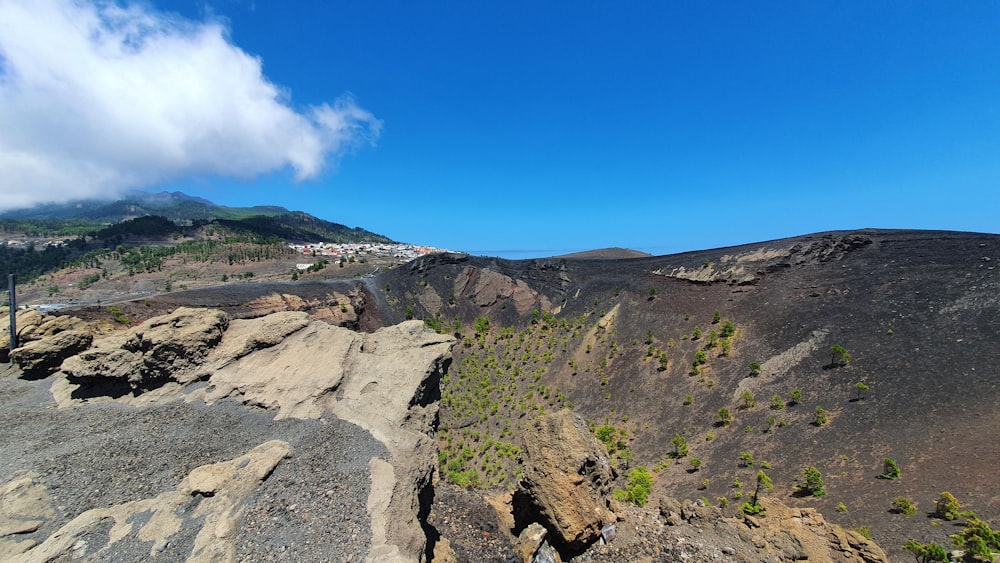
top-left (554, 247), bottom-right (653, 259)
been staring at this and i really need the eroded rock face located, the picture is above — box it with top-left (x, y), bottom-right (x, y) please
top-left (739, 497), bottom-right (888, 563)
top-left (453, 267), bottom-right (554, 314)
top-left (0, 308), bottom-right (44, 363)
top-left (60, 307), bottom-right (229, 390)
top-left (10, 329), bottom-right (92, 378)
top-left (516, 410), bottom-right (616, 554)
top-left (0, 313), bottom-right (94, 378)
top-left (245, 291), bottom-right (360, 327)
top-left (17, 314), bottom-right (87, 343)
top-left (615, 496), bottom-right (889, 563)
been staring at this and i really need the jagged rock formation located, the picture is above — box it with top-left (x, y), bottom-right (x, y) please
top-left (485, 409), bottom-right (876, 561)
top-left (196, 318), bottom-right (454, 561)
top-left (514, 410), bottom-right (617, 555)
top-left (559, 495), bottom-right (889, 562)
top-left (10, 327), bottom-right (92, 379)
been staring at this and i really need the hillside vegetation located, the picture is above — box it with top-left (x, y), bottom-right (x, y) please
top-left (365, 229), bottom-right (999, 560)
top-left (0, 194), bottom-right (393, 293)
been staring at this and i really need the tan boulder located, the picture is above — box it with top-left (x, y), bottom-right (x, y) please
top-left (0, 308), bottom-right (44, 363)
top-left (11, 329), bottom-right (93, 378)
top-left (61, 307), bottom-right (229, 390)
top-left (0, 471), bottom-right (54, 538)
top-left (18, 315), bottom-right (87, 343)
top-left (516, 410), bottom-right (616, 553)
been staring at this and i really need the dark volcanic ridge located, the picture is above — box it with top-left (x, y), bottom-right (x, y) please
top-left (366, 228), bottom-right (999, 560)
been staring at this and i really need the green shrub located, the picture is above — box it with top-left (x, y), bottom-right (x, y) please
top-left (716, 407), bottom-right (732, 426)
top-left (474, 315), bottom-right (490, 336)
top-left (789, 388), bottom-right (802, 405)
top-left (670, 433), bottom-right (688, 458)
top-left (891, 496), bottom-right (917, 515)
top-left (720, 321), bottom-right (736, 338)
top-left (950, 516), bottom-right (1000, 561)
top-left (830, 344), bottom-right (851, 367)
top-left (934, 491), bottom-right (963, 521)
top-left (447, 468), bottom-right (482, 488)
top-left (693, 349), bottom-right (707, 365)
top-left (878, 457), bottom-right (901, 480)
top-left (815, 406), bottom-right (828, 426)
top-left (613, 466), bottom-right (653, 506)
top-left (902, 540), bottom-right (947, 563)
top-left (800, 466), bottom-right (826, 497)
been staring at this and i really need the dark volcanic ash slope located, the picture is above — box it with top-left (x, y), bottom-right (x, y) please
top-left (371, 229), bottom-right (999, 560)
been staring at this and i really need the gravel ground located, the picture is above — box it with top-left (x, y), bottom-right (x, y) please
top-left (0, 364), bottom-right (385, 562)
top-left (429, 484), bottom-right (518, 562)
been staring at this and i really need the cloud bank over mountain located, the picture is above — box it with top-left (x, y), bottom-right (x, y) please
top-left (0, 0), bottom-right (381, 210)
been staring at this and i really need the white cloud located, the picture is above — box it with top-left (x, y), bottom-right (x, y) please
top-left (0, 0), bottom-right (381, 210)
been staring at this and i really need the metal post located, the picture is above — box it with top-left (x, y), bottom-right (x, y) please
top-left (8, 273), bottom-right (15, 363)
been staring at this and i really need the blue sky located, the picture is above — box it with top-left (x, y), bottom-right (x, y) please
top-left (1, 1), bottom-right (997, 257)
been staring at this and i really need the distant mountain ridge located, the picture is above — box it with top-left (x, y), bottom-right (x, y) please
top-left (0, 190), bottom-right (291, 223)
top-left (0, 191), bottom-right (394, 244)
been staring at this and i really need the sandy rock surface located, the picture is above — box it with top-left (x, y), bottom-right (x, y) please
top-left (0, 366), bottom-right (383, 562)
top-left (0, 308), bottom-right (455, 563)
